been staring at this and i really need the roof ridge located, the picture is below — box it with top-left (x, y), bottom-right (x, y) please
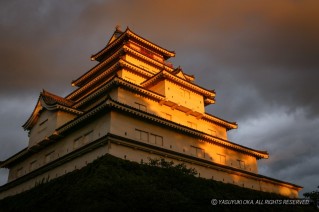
top-left (42, 90), bottom-right (74, 107)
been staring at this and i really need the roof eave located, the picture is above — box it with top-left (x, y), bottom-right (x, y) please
top-left (91, 27), bottom-right (175, 62)
top-left (0, 148), bottom-right (28, 168)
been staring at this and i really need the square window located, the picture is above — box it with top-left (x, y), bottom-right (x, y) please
top-left (30, 160), bottom-right (37, 171)
top-left (217, 154), bottom-right (226, 164)
top-left (238, 160), bottom-right (245, 169)
top-left (140, 131), bottom-right (148, 141)
top-left (135, 102), bottom-right (147, 112)
top-left (149, 134), bottom-right (156, 144)
top-left (83, 131), bottom-right (93, 144)
top-left (156, 136), bottom-right (163, 146)
top-left (208, 129), bottom-right (216, 136)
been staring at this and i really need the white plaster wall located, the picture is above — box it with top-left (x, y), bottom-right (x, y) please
top-left (124, 54), bottom-right (160, 74)
top-left (28, 110), bottom-right (76, 148)
top-left (118, 69), bottom-right (148, 85)
top-left (8, 113), bottom-right (111, 182)
top-left (115, 88), bottom-right (227, 140)
top-left (109, 111), bottom-right (257, 174)
top-left (164, 81), bottom-right (205, 113)
top-left (0, 145), bottom-right (109, 199)
top-left (108, 143), bottom-right (299, 198)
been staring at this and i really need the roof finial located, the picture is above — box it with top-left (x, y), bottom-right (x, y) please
top-left (115, 24), bottom-right (121, 32)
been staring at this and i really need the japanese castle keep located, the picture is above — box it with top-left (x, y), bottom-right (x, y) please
top-left (0, 27), bottom-right (302, 199)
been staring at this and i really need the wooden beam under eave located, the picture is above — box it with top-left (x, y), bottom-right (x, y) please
top-left (185, 109), bottom-right (193, 116)
top-left (170, 104), bottom-right (178, 110)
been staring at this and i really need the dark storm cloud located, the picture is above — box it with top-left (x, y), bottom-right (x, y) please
top-left (228, 108), bottom-right (319, 192)
top-left (262, 117), bottom-right (319, 179)
top-left (0, 0), bottom-right (318, 193)
top-left (86, 0), bottom-right (319, 120)
top-left (193, 1), bottom-right (319, 120)
top-left (0, 0), bottom-right (104, 96)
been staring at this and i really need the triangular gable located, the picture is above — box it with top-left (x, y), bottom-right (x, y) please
top-left (22, 90), bottom-right (81, 131)
top-left (125, 28), bottom-right (175, 59)
top-left (91, 27), bottom-right (175, 62)
top-left (184, 73), bottom-right (195, 82)
top-left (172, 67), bottom-right (195, 82)
top-left (22, 99), bottom-right (43, 131)
top-left (106, 26), bottom-right (123, 45)
top-left (174, 70), bottom-right (187, 81)
top-left (74, 26), bottom-right (175, 89)
top-left (141, 70), bottom-right (214, 98)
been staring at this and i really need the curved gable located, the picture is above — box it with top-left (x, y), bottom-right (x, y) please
top-left (22, 91), bottom-right (81, 131)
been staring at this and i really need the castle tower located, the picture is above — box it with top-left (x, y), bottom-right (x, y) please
top-left (0, 27), bottom-right (302, 199)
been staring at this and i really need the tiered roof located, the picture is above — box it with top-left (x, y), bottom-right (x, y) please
top-left (71, 28), bottom-right (175, 88)
top-left (23, 27), bottom-right (235, 132)
top-left (91, 27), bottom-right (175, 62)
top-left (18, 95), bottom-right (266, 162)
top-left (19, 27), bottom-right (267, 160)
top-left (1, 27), bottom-right (307, 197)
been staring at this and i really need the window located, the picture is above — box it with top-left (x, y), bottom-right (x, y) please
top-left (17, 167), bottom-right (23, 177)
top-left (238, 160), bottom-right (245, 169)
top-left (45, 151), bottom-right (55, 164)
top-left (73, 136), bottom-right (82, 149)
top-left (187, 121), bottom-right (197, 129)
top-left (39, 119), bottom-right (48, 126)
top-left (150, 134), bottom-right (163, 146)
top-left (217, 154), bottom-right (226, 164)
top-left (197, 148), bottom-right (205, 158)
top-left (140, 131), bottom-right (148, 142)
top-left (149, 134), bottom-right (155, 144)
top-left (208, 129), bottom-right (217, 136)
top-left (181, 89), bottom-right (190, 99)
top-left (73, 130), bottom-right (94, 149)
top-left (83, 131), bottom-right (93, 144)
top-left (135, 102), bottom-right (147, 112)
top-left (190, 146), bottom-right (205, 158)
top-left (185, 90), bottom-right (190, 99)
top-left (162, 112), bottom-right (172, 121)
top-left (29, 160), bottom-right (37, 171)
top-left (136, 129), bottom-right (163, 146)
top-left (136, 129), bottom-right (149, 142)
top-left (38, 118), bottom-right (48, 133)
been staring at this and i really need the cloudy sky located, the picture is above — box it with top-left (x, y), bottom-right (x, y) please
top-left (0, 0), bottom-right (318, 194)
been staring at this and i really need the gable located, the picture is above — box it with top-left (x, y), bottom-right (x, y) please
top-left (175, 71), bottom-right (187, 80)
top-left (107, 27), bottom-right (123, 45)
top-left (23, 91), bottom-right (81, 131)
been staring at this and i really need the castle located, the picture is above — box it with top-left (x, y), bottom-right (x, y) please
top-left (0, 27), bottom-right (301, 199)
